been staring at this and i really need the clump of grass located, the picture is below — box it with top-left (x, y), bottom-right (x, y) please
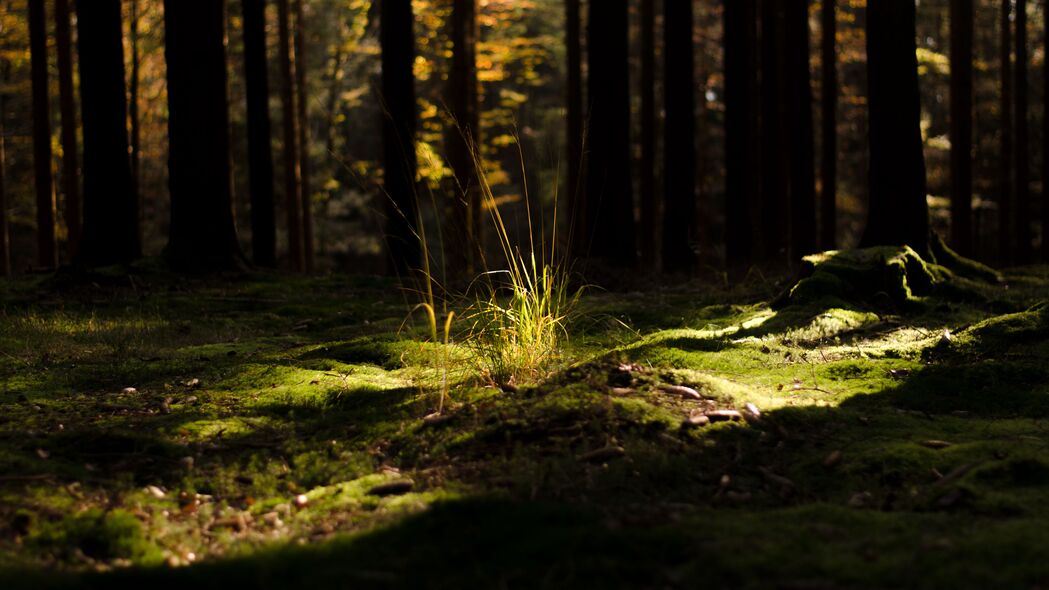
top-left (462, 140), bottom-right (582, 386)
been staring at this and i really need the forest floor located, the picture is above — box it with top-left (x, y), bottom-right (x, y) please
top-left (0, 256), bottom-right (1048, 589)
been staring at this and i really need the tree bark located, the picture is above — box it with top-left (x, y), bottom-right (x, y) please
top-left (381, 0), bottom-right (421, 275)
top-left (76, 0), bottom-right (139, 267)
top-left (0, 61), bottom-right (9, 276)
top-left (129, 0), bottom-right (142, 251)
top-left (1044, 0), bottom-right (1049, 262)
top-left (566, 0), bottom-right (585, 260)
top-left (242, 0), bottom-right (278, 268)
top-left (724, 0), bottom-right (758, 267)
top-left (949, 0), bottom-right (973, 256)
top-left (55, 0), bottom-right (81, 259)
top-left (278, 0), bottom-right (304, 271)
top-left (162, 0), bottom-right (244, 271)
top-left (662, 0), bottom-right (696, 273)
top-left (860, 0), bottom-right (929, 253)
top-left (999, 0), bottom-right (1013, 265)
top-left (786, 0), bottom-right (816, 259)
top-left (760, 0), bottom-right (787, 262)
top-left (447, 0), bottom-right (481, 276)
top-left (820, 0), bottom-right (837, 250)
top-left (294, 0), bottom-right (314, 271)
top-left (1014, 0), bottom-right (1031, 262)
top-left (639, 0), bottom-right (656, 268)
top-left (29, 0), bottom-right (57, 269)
top-left (586, 0), bottom-right (635, 265)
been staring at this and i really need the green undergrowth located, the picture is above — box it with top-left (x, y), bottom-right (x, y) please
top-left (0, 256), bottom-right (1048, 588)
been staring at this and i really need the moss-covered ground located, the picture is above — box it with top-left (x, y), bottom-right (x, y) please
top-left (1, 256), bottom-right (1048, 588)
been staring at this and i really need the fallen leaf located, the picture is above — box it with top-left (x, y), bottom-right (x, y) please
top-left (705, 410), bottom-right (743, 423)
top-left (921, 440), bottom-right (953, 450)
top-left (577, 445), bottom-right (626, 463)
top-left (661, 385), bottom-right (702, 400)
top-left (823, 450), bottom-right (843, 468)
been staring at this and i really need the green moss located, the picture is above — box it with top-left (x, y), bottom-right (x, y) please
top-left (30, 510), bottom-right (161, 563)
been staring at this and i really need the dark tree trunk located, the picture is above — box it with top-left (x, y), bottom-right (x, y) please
top-left (999, 0), bottom-right (1013, 265)
top-left (949, 0), bottom-right (974, 257)
top-left (860, 0), bottom-right (929, 253)
top-left (129, 0), bottom-right (142, 250)
top-left (381, 0), bottom-right (421, 276)
top-left (820, 0), bottom-right (837, 250)
top-left (162, 0), bottom-right (244, 271)
top-left (1044, 2), bottom-right (1049, 262)
top-left (786, 0), bottom-right (816, 259)
top-left (242, 0), bottom-right (278, 268)
top-left (76, 0), bottom-right (139, 266)
top-left (294, 0), bottom-right (314, 271)
top-left (447, 0), bottom-right (481, 276)
top-left (586, 0), bottom-right (635, 265)
top-left (29, 0), bottom-right (57, 269)
top-left (662, 0), bottom-right (696, 273)
top-left (639, 0), bottom-right (656, 268)
top-left (566, 0), bottom-right (585, 259)
top-left (278, 0), bottom-right (304, 271)
top-left (760, 0), bottom-right (787, 262)
top-left (1014, 0), bottom-right (1031, 262)
top-left (724, 0), bottom-right (758, 267)
top-left (0, 61), bottom-right (9, 276)
top-left (55, 0), bottom-right (81, 259)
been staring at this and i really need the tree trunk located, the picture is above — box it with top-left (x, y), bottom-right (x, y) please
top-left (447, 0), bottom-right (481, 276)
top-left (278, 0), bottom-right (304, 271)
top-left (662, 0), bottom-right (696, 273)
top-left (860, 0), bottom-right (929, 253)
top-left (586, 0), bottom-right (635, 265)
top-left (242, 0), bottom-right (278, 268)
top-left (786, 0), bottom-right (816, 259)
top-left (820, 0), bottom-right (837, 250)
top-left (55, 0), bottom-right (81, 260)
top-left (724, 0), bottom-right (758, 267)
top-left (999, 0), bottom-right (1013, 265)
top-left (566, 0), bottom-right (585, 259)
top-left (381, 0), bottom-right (421, 276)
top-left (29, 0), bottom-right (57, 269)
top-left (0, 61), bottom-right (9, 276)
top-left (949, 0), bottom-right (973, 257)
top-left (129, 0), bottom-right (142, 251)
top-left (162, 0), bottom-right (244, 271)
top-left (1014, 0), bottom-right (1031, 262)
top-left (760, 0), bottom-right (787, 262)
top-left (76, 0), bottom-right (139, 267)
top-left (639, 0), bottom-right (656, 268)
top-left (294, 0), bottom-right (314, 271)
top-left (1044, 0), bottom-right (1049, 262)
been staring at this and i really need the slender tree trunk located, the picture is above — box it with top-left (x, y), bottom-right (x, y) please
top-left (278, 0), bottom-right (304, 271)
top-left (724, 0), bottom-right (758, 267)
top-left (0, 61), bottom-right (9, 276)
top-left (242, 0), bottom-right (278, 267)
top-left (1000, 0), bottom-right (1013, 265)
top-left (448, 0), bottom-right (481, 276)
top-left (760, 0), bottom-right (787, 262)
top-left (949, 0), bottom-right (974, 257)
top-left (129, 0), bottom-right (142, 250)
top-left (861, 0), bottom-right (929, 253)
top-left (639, 0), bottom-right (656, 268)
top-left (786, 0), bottom-right (816, 259)
top-left (1014, 0), bottom-right (1031, 262)
top-left (820, 0), bottom-right (837, 250)
top-left (1044, 1), bottom-right (1049, 262)
top-left (162, 0), bottom-right (244, 271)
top-left (381, 0), bottom-right (421, 275)
top-left (662, 0), bottom-right (696, 273)
top-left (55, 0), bottom-right (81, 259)
top-left (293, 0), bottom-right (314, 271)
top-left (29, 0), bottom-right (57, 269)
top-left (586, 0), bottom-right (635, 265)
top-left (76, 0), bottom-right (139, 266)
top-left (566, 0), bottom-right (585, 259)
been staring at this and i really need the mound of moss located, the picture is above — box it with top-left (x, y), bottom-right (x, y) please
top-left (777, 240), bottom-right (1001, 310)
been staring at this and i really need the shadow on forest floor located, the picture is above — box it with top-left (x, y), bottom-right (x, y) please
top-left (0, 262), bottom-right (1048, 588)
